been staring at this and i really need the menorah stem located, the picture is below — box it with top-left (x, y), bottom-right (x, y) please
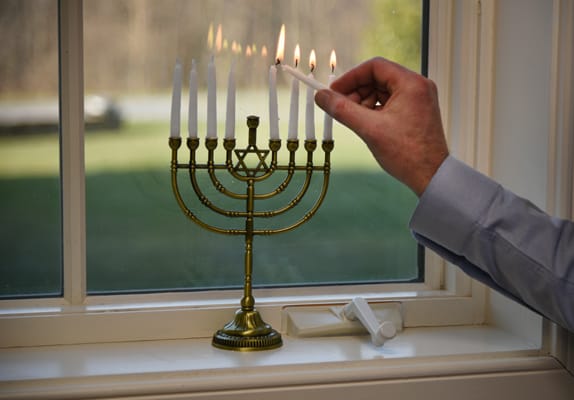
top-left (241, 179), bottom-right (255, 311)
top-left (211, 174), bottom-right (282, 350)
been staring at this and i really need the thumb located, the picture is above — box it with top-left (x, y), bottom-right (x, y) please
top-left (315, 89), bottom-right (374, 136)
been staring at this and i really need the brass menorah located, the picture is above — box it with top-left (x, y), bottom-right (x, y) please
top-left (169, 115), bottom-right (334, 351)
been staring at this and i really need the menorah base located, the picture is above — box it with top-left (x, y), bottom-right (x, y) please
top-left (212, 308), bottom-right (283, 351)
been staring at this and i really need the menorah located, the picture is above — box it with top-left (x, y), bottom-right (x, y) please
top-left (169, 115), bottom-right (334, 351)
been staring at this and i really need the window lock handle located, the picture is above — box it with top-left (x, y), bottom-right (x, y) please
top-left (343, 297), bottom-right (398, 346)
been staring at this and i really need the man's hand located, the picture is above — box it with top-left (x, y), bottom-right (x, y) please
top-left (315, 57), bottom-right (449, 196)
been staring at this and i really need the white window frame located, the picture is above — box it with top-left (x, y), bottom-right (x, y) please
top-left (0, 0), bottom-right (545, 349)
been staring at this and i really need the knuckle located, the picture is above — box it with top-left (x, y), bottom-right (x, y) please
top-left (408, 75), bottom-right (438, 99)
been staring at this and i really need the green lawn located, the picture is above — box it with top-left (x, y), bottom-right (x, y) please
top-left (0, 118), bottom-right (420, 296)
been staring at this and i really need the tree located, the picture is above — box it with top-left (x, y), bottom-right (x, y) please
top-left (359, 0), bottom-right (422, 72)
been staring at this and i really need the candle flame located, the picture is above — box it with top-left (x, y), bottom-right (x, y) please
top-left (275, 24), bottom-right (285, 64)
top-left (215, 24), bottom-right (222, 52)
top-left (330, 50), bottom-right (337, 73)
top-left (246, 45), bottom-right (252, 57)
top-left (294, 44), bottom-right (300, 68)
top-left (207, 23), bottom-right (214, 50)
top-left (309, 49), bottom-right (316, 72)
top-left (261, 45), bottom-right (268, 58)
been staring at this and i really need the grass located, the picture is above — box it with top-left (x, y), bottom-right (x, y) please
top-left (0, 114), bottom-right (419, 296)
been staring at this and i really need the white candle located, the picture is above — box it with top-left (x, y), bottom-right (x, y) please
top-left (269, 24), bottom-right (285, 141)
top-left (282, 64), bottom-right (329, 91)
top-left (305, 50), bottom-right (317, 141)
top-left (170, 59), bottom-right (182, 138)
top-left (323, 50), bottom-right (337, 141)
top-left (188, 59), bottom-right (198, 139)
top-left (288, 75), bottom-right (300, 140)
top-left (322, 74), bottom-right (335, 141)
top-left (287, 44), bottom-right (301, 140)
top-left (305, 73), bottom-right (315, 141)
top-left (225, 61), bottom-right (236, 139)
top-left (207, 54), bottom-right (217, 139)
top-left (269, 64), bottom-right (280, 140)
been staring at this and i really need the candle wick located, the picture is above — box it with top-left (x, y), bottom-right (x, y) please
top-left (276, 58), bottom-right (281, 66)
top-left (331, 65), bottom-right (335, 74)
top-left (310, 65), bottom-right (315, 73)
top-left (295, 60), bottom-right (299, 68)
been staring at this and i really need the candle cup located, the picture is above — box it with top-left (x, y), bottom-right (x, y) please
top-left (286, 139), bottom-right (299, 153)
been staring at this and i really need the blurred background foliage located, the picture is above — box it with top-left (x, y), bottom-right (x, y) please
top-left (360, 0), bottom-right (423, 71)
top-left (0, 0), bottom-right (422, 97)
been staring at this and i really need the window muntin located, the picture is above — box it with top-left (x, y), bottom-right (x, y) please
top-left (0, 0), bottom-right (61, 298)
top-left (83, 0), bottom-right (425, 293)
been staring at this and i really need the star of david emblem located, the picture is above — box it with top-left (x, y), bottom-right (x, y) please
top-left (234, 144), bottom-right (270, 177)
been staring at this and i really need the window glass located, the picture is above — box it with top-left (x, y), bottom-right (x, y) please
top-left (84, 0), bottom-right (424, 293)
top-left (0, 0), bottom-right (61, 297)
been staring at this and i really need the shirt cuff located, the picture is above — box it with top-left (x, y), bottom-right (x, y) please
top-left (409, 156), bottom-right (501, 256)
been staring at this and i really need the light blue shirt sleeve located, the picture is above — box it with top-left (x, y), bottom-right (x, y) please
top-left (409, 156), bottom-right (574, 332)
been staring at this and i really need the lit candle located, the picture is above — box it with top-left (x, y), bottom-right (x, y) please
top-left (269, 24), bottom-right (285, 140)
top-left (225, 60), bottom-right (236, 139)
top-left (287, 44), bottom-right (300, 140)
top-left (305, 50), bottom-right (316, 141)
top-left (207, 54), bottom-right (217, 139)
top-left (170, 59), bottom-right (182, 138)
top-left (269, 64), bottom-right (279, 140)
top-left (323, 50), bottom-right (336, 141)
top-left (188, 59), bottom-right (198, 139)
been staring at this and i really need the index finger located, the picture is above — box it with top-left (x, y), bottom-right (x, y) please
top-left (331, 56), bottom-right (415, 96)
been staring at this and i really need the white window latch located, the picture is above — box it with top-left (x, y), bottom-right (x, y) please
top-left (342, 297), bottom-right (397, 346)
top-left (283, 298), bottom-right (403, 346)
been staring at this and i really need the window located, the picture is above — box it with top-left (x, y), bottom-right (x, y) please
top-left (82, 0), bottom-right (426, 293)
top-left (0, 0), bottom-right (428, 297)
top-left (1, 0), bottom-right (487, 350)
top-left (0, 0), bottom-right (61, 298)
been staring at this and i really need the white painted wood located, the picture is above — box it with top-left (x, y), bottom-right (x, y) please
top-left (475, 0), bottom-right (497, 176)
top-left (2, 325), bottom-right (566, 400)
top-left (59, 0), bottom-right (87, 306)
top-left (544, 0), bottom-right (574, 374)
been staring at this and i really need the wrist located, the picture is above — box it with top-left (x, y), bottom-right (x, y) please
top-left (410, 151), bottom-right (449, 197)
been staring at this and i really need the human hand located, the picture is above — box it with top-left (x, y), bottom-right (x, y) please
top-left (315, 57), bottom-right (449, 196)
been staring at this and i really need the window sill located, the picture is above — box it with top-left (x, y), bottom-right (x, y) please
top-left (1, 325), bottom-right (570, 400)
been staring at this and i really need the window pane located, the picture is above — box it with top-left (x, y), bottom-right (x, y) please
top-left (0, 0), bottom-right (61, 297)
top-left (84, 0), bottom-right (424, 293)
